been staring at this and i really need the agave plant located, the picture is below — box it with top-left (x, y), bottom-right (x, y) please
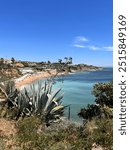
top-left (0, 80), bottom-right (68, 126)
top-left (21, 81), bottom-right (68, 126)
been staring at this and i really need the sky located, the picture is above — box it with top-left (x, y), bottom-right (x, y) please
top-left (0, 0), bottom-right (113, 66)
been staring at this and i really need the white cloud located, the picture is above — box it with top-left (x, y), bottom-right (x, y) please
top-left (88, 45), bottom-right (100, 50)
top-left (102, 46), bottom-right (113, 51)
top-left (73, 44), bottom-right (86, 48)
top-left (75, 36), bottom-right (89, 43)
top-left (73, 36), bottom-right (88, 48)
top-left (88, 46), bottom-right (113, 51)
top-left (72, 36), bottom-right (112, 52)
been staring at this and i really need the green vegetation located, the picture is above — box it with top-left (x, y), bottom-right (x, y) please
top-left (0, 81), bottom-right (113, 150)
top-left (93, 82), bottom-right (113, 107)
top-left (78, 82), bottom-right (113, 150)
top-left (0, 57), bottom-right (112, 150)
top-left (15, 116), bottom-right (112, 150)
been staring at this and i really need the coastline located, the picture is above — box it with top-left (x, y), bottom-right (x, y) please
top-left (15, 70), bottom-right (67, 88)
top-left (15, 67), bottom-right (103, 88)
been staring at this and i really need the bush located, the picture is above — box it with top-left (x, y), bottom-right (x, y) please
top-left (92, 82), bottom-right (113, 108)
top-left (17, 116), bottom-right (41, 143)
top-left (78, 82), bottom-right (113, 149)
top-left (81, 119), bottom-right (113, 150)
top-left (78, 82), bottom-right (113, 121)
top-left (16, 116), bottom-right (94, 150)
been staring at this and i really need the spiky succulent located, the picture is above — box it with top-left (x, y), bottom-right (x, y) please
top-left (0, 81), bottom-right (68, 126)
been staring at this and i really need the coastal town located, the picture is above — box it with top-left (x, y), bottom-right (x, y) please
top-left (0, 57), bottom-right (102, 88)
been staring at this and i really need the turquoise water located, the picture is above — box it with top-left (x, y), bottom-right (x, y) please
top-left (26, 67), bottom-right (113, 122)
top-left (53, 67), bottom-right (113, 122)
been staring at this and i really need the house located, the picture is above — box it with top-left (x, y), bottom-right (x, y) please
top-left (18, 67), bottom-right (34, 74)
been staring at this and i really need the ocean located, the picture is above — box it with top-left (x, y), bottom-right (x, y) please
top-left (25, 67), bottom-right (113, 123)
top-left (53, 67), bottom-right (113, 122)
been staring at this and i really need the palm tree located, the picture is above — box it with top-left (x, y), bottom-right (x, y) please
top-left (68, 57), bottom-right (72, 64)
top-left (47, 60), bottom-right (51, 64)
top-left (11, 57), bottom-right (15, 64)
top-left (64, 57), bottom-right (68, 64)
top-left (47, 61), bottom-right (51, 69)
top-left (58, 59), bottom-right (62, 64)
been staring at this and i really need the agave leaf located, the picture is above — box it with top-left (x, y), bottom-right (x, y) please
top-left (7, 81), bottom-right (16, 94)
top-left (45, 92), bottom-right (64, 112)
top-left (44, 88), bottom-right (61, 111)
top-left (48, 88), bottom-right (61, 101)
top-left (51, 105), bottom-right (64, 112)
top-left (0, 86), bottom-right (8, 99)
top-left (40, 92), bottom-right (48, 109)
top-left (53, 93), bottom-right (64, 104)
top-left (50, 105), bottom-right (69, 114)
top-left (45, 101), bottom-right (57, 114)
top-left (36, 90), bottom-right (41, 111)
top-left (18, 93), bottom-right (22, 109)
top-left (37, 81), bottom-right (43, 97)
top-left (48, 83), bottom-right (52, 94)
top-left (44, 81), bottom-right (47, 92)
top-left (24, 88), bottom-right (31, 102)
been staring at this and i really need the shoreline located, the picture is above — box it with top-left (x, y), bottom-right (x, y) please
top-left (15, 68), bottom-right (103, 88)
top-left (15, 70), bottom-right (67, 88)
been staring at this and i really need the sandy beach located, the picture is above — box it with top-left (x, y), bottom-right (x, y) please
top-left (15, 70), bottom-right (66, 88)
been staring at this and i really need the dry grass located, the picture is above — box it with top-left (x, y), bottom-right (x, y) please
top-left (0, 117), bottom-right (112, 150)
top-left (0, 119), bottom-right (20, 150)
top-left (0, 119), bottom-right (17, 138)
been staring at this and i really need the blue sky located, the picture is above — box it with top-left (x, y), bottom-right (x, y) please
top-left (0, 0), bottom-right (113, 66)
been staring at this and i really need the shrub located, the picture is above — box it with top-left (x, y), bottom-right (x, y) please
top-left (83, 119), bottom-right (113, 150)
top-left (92, 82), bottom-right (113, 108)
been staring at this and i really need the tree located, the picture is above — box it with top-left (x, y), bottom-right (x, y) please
top-left (47, 61), bottom-right (51, 69)
top-left (64, 57), bottom-right (68, 63)
top-left (92, 82), bottom-right (113, 108)
top-left (11, 57), bottom-right (15, 64)
top-left (78, 104), bottom-right (101, 121)
top-left (58, 59), bottom-right (62, 64)
top-left (78, 82), bottom-right (113, 121)
top-left (47, 60), bottom-right (51, 64)
top-left (68, 57), bottom-right (72, 64)
top-left (64, 57), bottom-right (73, 64)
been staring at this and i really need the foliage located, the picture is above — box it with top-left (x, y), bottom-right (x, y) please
top-left (15, 116), bottom-right (112, 150)
top-left (83, 119), bottom-right (113, 150)
top-left (92, 82), bottom-right (113, 108)
top-left (17, 116), bottom-right (41, 143)
top-left (0, 116), bottom-right (112, 150)
top-left (11, 57), bottom-right (15, 64)
top-left (16, 117), bottom-right (89, 150)
top-left (78, 82), bottom-right (113, 121)
top-left (78, 104), bottom-right (113, 121)
top-left (0, 138), bottom-right (6, 150)
top-left (0, 81), bottom-right (113, 150)
top-left (78, 82), bottom-right (113, 149)
top-left (78, 104), bottom-right (101, 121)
